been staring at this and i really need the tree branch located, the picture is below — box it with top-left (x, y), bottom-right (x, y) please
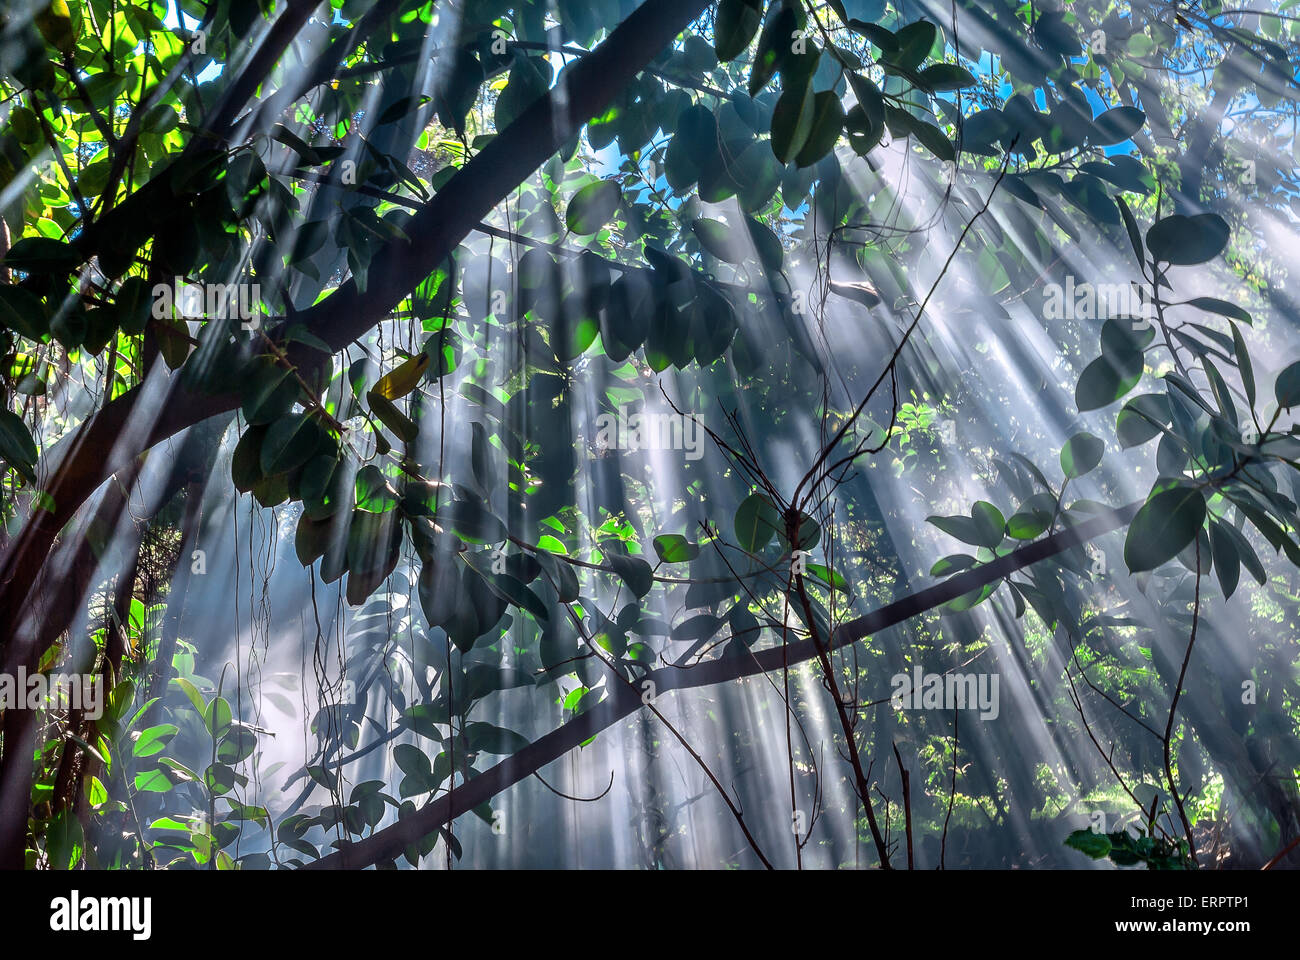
top-left (305, 501), bottom-right (1141, 869)
top-left (0, 0), bottom-right (712, 655)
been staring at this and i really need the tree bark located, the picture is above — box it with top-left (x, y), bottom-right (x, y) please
top-left (0, 417), bottom-right (223, 868)
top-left (0, 0), bottom-right (711, 650)
top-left (0, 0), bottom-right (711, 871)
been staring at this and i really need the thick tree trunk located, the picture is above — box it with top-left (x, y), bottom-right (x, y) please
top-left (0, 458), bottom-right (145, 870)
top-left (0, 418), bottom-right (224, 868)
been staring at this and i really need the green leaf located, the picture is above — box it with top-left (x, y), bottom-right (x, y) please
top-left (917, 63), bottom-right (976, 91)
top-left (1006, 492), bottom-right (1056, 540)
top-left (1076, 355), bottom-right (1142, 412)
top-left (172, 677), bottom-right (207, 717)
top-left (735, 492), bottom-right (781, 552)
top-left (0, 284), bottom-right (50, 340)
top-left (134, 769), bottom-right (175, 793)
top-left (1102, 314), bottom-right (1154, 358)
top-left (132, 723), bottom-right (178, 758)
top-left (927, 513), bottom-right (985, 546)
top-left (204, 762), bottom-right (244, 796)
top-left (806, 562), bottom-right (848, 592)
top-left (770, 81), bottom-right (816, 164)
top-left (1274, 360), bottom-right (1300, 408)
top-left (46, 810), bottom-right (84, 870)
top-left (534, 550), bottom-right (580, 603)
top-left (368, 393), bottom-right (418, 443)
top-left (1114, 194), bottom-right (1145, 265)
top-left (1184, 296), bottom-right (1251, 324)
top-left (1209, 520), bottom-right (1241, 599)
top-left (847, 73), bottom-right (885, 129)
top-left (1201, 355), bottom-right (1237, 424)
top-left (715, 0), bottom-right (762, 61)
top-left (566, 180), bottom-right (621, 235)
top-left (1218, 518), bottom-right (1267, 586)
top-left (970, 501), bottom-right (1006, 547)
top-left (910, 116), bottom-right (955, 162)
top-left (463, 721), bottom-right (529, 755)
top-left (672, 613), bottom-right (723, 644)
top-left (495, 56), bottom-right (549, 130)
top-left (794, 91), bottom-right (845, 167)
top-left (441, 497), bottom-right (507, 543)
top-left (141, 102), bottom-right (180, 134)
top-left (0, 410), bottom-right (39, 484)
top-left (355, 464), bottom-right (398, 513)
top-left (847, 21), bottom-right (899, 55)
top-left (204, 696), bottom-right (233, 740)
top-left (486, 572), bottom-right (549, 621)
top-left (260, 413), bottom-right (326, 476)
top-left (653, 534), bottom-right (699, 563)
top-left (216, 726), bottom-right (257, 764)
top-left (890, 20), bottom-right (937, 70)
top-left (1089, 106), bottom-right (1145, 145)
top-left (1145, 214), bottom-right (1230, 265)
top-left (943, 582), bottom-right (996, 613)
top-left (1231, 324), bottom-right (1256, 410)
top-left (745, 217), bottom-right (784, 272)
top-left (749, 4), bottom-right (803, 95)
top-left (86, 776), bottom-right (108, 807)
top-left (4, 237), bottom-right (80, 274)
top-left (394, 743), bottom-right (432, 779)
top-left (607, 553), bottom-right (653, 598)
top-left (732, 142), bottom-right (784, 210)
top-left (664, 105), bottom-right (717, 191)
top-left (692, 218), bottom-right (741, 262)
top-left (1060, 432), bottom-right (1104, 479)
top-left (240, 360), bottom-right (298, 426)
top-left (930, 553), bottom-right (976, 576)
top-left (1065, 828), bottom-right (1112, 859)
top-left (1124, 481), bottom-right (1207, 573)
top-left (1116, 394), bottom-right (1170, 448)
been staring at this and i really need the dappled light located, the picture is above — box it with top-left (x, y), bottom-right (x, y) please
top-left (0, 0), bottom-right (1298, 884)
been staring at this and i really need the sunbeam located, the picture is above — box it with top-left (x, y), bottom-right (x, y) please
top-left (0, 0), bottom-right (1298, 888)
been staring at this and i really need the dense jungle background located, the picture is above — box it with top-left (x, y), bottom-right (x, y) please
top-left (2, 0), bottom-right (1300, 870)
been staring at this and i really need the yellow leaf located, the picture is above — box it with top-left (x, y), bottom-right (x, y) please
top-left (36, 0), bottom-right (77, 56)
top-left (370, 353), bottom-right (429, 400)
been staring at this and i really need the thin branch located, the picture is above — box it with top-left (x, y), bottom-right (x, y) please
top-left (1163, 539), bottom-right (1202, 865)
top-left (532, 769), bottom-right (615, 803)
top-left (892, 741), bottom-right (914, 869)
top-left (791, 142), bottom-right (1018, 510)
top-left (306, 497), bottom-right (1147, 870)
top-left (940, 707), bottom-right (957, 869)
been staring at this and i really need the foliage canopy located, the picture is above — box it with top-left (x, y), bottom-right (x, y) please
top-left (2, 0), bottom-right (1300, 870)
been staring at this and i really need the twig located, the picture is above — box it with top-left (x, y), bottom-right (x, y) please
top-left (533, 769), bottom-right (615, 803)
top-left (892, 741), bottom-right (914, 869)
top-left (1261, 835), bottom-right (1300, 870)
top-left (1162, 540), bottom-right (1202, 865)
top-left (940, 707), bottom-right (957, 869)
